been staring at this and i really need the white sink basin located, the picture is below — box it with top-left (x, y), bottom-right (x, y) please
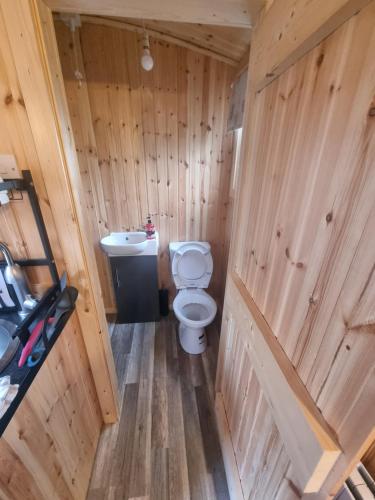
top-left (100, 232), bottom-right (148, 256)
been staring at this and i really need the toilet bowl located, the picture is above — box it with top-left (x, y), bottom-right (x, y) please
top-left (173, 289), bottom-right (217, 354)
top-left (169, 241), bottom-right (217, 354)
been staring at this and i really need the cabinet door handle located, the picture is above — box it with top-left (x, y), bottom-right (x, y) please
top-left (115, 268), bottom-right (120, 287)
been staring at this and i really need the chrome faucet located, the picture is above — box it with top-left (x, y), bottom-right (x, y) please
top-left (0, 242), bottom-right (37, 317)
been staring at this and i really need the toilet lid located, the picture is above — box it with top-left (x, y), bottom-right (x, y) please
top-left (172, 243), bottom-right (213, 288)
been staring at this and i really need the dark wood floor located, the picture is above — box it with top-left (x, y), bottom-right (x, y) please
top-left (87, 315), bottom-right (229, 500)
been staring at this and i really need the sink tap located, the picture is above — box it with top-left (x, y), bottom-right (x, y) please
top-left (0, 242), bottom-right (37, 317)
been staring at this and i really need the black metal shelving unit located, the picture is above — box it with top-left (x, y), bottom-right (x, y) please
top-left (0, 170), bottom-right (59, 285)
top-left (0, 170), bottom-right (77, 436)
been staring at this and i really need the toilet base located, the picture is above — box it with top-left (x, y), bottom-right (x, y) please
top-left (178, 323), bottom-right (207, 355)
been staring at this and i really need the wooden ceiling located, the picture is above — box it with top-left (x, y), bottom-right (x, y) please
top-left (52, 0), bottom-right (263, 66)
top-left (78, 15), bottom-right (251, 65)
top-left (46, 0), bottom-right (265, 27)
top-left (123, 18), bottom-right (250, 63)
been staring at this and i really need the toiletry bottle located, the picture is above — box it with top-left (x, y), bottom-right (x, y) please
top-left (145, 216), bottom-right (155, 239)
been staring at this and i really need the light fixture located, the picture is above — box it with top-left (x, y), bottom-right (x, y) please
top-left (60, 14), bottom-right (83, 86)
top-left (141, 32), bottom-right (154, 71)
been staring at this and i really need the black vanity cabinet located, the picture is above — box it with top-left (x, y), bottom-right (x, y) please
top-left (110, 256), bottom-right (160, 323)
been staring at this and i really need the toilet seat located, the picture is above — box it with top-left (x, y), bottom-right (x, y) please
top-left (173, 289), bottom-right (217, 329)
top-left (171, 242), bottom-right (212, 289)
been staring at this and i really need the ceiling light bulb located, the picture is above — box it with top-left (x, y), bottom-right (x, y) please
top-left (141, 49), bottom-right (154, 71)
top-left (141, 33), bottom-right (154, 71)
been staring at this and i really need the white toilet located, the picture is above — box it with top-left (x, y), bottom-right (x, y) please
top-left (169, 241), bottom-right (217, 354)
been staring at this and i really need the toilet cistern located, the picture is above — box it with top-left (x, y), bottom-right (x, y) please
top-left (169, 241), bottom-right (217, 355)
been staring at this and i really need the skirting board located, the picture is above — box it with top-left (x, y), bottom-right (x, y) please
top-left (215, 392), bottom-right (244, 500)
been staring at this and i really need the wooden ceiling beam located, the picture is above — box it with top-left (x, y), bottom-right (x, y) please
top-left (44, 0), bottom-right (262, 27)
top-left (74, 15), bottom-right (238, 66)
top-left (117, 18), bottom-right (251, 63)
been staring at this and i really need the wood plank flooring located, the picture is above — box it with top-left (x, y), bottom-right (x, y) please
top-left (87, 316), bottom-right (229, 500)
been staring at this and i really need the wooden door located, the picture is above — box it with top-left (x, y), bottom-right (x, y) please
top-left (215, 1), bottom-right (375, 499)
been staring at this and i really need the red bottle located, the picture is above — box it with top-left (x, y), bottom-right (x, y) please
top-left (145, 216), bottom-right (155, 239)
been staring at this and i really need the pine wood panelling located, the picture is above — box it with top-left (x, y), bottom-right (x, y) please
top-left (75, 15), bottom-right (250, 67)
top-left (0, 13), bottom-right (55, 289)
top-left (233, 0), bottom-right (375, 390)
top-left (101, 17), bottom-right (251, 65)
top-left (46, 0), bottom-right (264, 28)
top-left (52, 25), bottom-right (116, 310)
top-left (1, 0), bottom-right (118, 422)
top-left (217, 1), bottom-right (375, 498)
top-left (217, 274), bottom-right (341, 495)
top-left (216, 301), bottom-right (296, 499)
top-left (55, 21), bottom-right (235, 311)
top-left (251, 0), bottom-right (373, 91)
top-left (0, 313), bottom-right (102, 500)
top-left (129, 18), bottom-right (251, 64)
top-left (0, 2), bottom-right (112, 498)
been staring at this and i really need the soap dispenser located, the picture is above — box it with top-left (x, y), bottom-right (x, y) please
top-left (145, 216), bottom-right (155, 239)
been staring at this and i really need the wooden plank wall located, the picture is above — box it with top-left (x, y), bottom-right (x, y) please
top-left (0, 313), bottom-right (102, 500)
top-left (45, 0), bottom-right (258, 28)
top-left (217, 286), bottom-right (297, 499)
top-left (217, 1), bottom-right (375, 498)
top-left (0, 6), bottom-right (102, 499)
top-left (55, 21), bottom-right (235, 311)
top-left (1, 0), bottom-right (119, 423)
top-left (0, 8), bottom-right (55, 291)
